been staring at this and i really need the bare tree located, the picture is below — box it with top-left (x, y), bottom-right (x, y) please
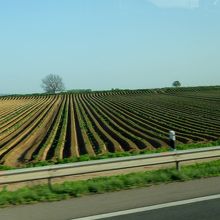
top-left (41, 74), bottom-right (65, 94)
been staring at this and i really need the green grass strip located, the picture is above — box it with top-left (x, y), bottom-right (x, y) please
top-left (1, 159), bottom-right (220, 207)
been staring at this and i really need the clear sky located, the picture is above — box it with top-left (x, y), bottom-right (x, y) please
top-left (0, 0), bottom-right (219, 94)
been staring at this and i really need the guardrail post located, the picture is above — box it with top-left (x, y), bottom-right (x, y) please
top-left (176, 161), bottom-right (181, 171)
top-left (48, 177), bottom-right (53, 191)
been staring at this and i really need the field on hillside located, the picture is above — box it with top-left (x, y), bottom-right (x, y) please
top-left (0, 87), bottom-right (219, 167)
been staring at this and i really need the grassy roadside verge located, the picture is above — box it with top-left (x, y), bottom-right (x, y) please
top-left (1, 159), bottom-right (220, 207)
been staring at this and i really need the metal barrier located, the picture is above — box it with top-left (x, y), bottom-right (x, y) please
top-left (0, 146), bottom-right (220, 185)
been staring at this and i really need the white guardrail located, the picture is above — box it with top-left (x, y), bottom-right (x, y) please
top-left (0, 146), bottom-right (220, 185)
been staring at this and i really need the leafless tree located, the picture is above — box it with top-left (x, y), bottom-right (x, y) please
top-left (41, 74), bottom-right (65, 94)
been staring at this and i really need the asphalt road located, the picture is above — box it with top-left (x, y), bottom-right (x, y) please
top-left (104, 198), bottom-right (220, 220)
top-left (0, 176), bottom-right (220, 220)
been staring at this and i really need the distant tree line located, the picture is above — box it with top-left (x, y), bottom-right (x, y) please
top-left (67, 89), bottom-right (92, 93)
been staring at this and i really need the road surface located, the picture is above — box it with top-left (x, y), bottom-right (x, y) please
top-left (0, 176), bottom-right (220, 220)
top-left (100, 198), bottom-right (220, 220)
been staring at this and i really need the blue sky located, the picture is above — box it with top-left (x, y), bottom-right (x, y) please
top-left (0, 0), bottom-right (219, 94)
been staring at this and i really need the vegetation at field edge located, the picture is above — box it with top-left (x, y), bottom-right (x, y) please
top-left (0, 139), bottom-right (219, 170)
